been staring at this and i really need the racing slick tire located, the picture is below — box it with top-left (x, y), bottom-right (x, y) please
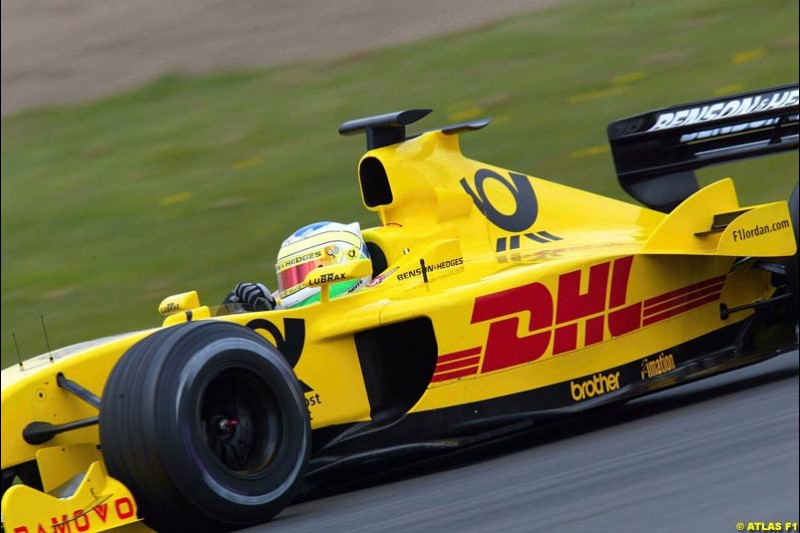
top-left (99, 321), bottom-right (310, 532)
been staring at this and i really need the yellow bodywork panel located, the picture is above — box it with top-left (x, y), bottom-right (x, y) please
top-left (642, 178), bottom-right (796, 257)
top-left (2, 331), bottom-right (154, 470)
top-left (718, 201), bottom-right (796, 256)
top-left (643, 178), bottom-right (739, 253)
top-left (157, 290), bottom-right (200, 316)
top-left (305, 257), bottom-right (372, 302)
top-left (161, 304), bottom-right (212, 326)
top-left (2, 461), bottom-right (152, 532)
top-left (37, 444), bottom-right (103, 493)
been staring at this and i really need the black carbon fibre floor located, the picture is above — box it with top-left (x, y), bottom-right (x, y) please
top-left (244, 351), bottom-right (799, 533)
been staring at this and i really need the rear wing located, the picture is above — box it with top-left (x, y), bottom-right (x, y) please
top-left (608, 84), bottom-right (799, 212)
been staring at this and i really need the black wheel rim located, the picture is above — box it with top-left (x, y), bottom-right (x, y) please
top-left (200, 366), bottom-right (282, 477)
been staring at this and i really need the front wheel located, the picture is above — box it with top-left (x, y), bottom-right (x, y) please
top-left (99, 321), bottom-right (310, 532)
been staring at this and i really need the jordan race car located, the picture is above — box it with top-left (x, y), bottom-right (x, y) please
top-left (2, 84), bottom-right (799, 532)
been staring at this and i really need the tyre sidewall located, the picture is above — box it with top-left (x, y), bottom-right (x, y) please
top-left (100, 322), bottom-right (310, 530)
top-left (158, 334), bottom-right (309, 520)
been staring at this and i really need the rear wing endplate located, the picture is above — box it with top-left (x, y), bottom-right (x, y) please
top-left (608, 84), bottom-right (799, 212)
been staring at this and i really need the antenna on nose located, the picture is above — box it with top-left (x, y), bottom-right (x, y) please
top-left (40, 315), bottom-right (53, 363)
top-left (12, 332), bottom-right (23, 369)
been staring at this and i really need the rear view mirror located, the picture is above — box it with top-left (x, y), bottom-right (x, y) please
top-left (158, 291), bottom-right (200, 316)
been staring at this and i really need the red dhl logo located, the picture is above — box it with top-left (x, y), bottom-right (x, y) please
top-left (432, 256), bottom-right (725, 382)
top-left (12, 497), bottom-right (135, 533)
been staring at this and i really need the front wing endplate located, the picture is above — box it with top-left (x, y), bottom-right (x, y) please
top-left (2, 461), bottom-right (152, 532)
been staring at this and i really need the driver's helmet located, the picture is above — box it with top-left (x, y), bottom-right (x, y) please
top-left (276, 221), bottom-right (371, 308)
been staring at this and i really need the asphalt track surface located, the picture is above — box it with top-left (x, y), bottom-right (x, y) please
top-left (244, 350), bottom-right (799, 533)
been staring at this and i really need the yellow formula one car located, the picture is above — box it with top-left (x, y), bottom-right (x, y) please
top-left (2, 84), bottom-right (799, 532)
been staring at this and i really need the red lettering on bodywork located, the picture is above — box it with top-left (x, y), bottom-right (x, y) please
top-left (472, 282), bottom-right (553, 373)
top-left (584, 315), bottom-right (605, 346)
top-left (73, 511), bottom-right (90, 532)
top-left (556, 261), bottom-right (610, 323)
top-left (608, 303), bottom-right (642, 336)
top-left (553, 324), bottom-right (578, 355)
top-left (115, 497), bottom-right (135, 519)
top-left (434, 256), bottom-right (726, 383)
top-left (94, 503), bottom-right (108, 522)
top-left (609, 255), bottom-right (633, 307)
top-left (51, 516), bottom-right (71, 533)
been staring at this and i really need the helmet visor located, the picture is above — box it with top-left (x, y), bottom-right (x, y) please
top-left (277, 260), bottom-right (323, 294)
